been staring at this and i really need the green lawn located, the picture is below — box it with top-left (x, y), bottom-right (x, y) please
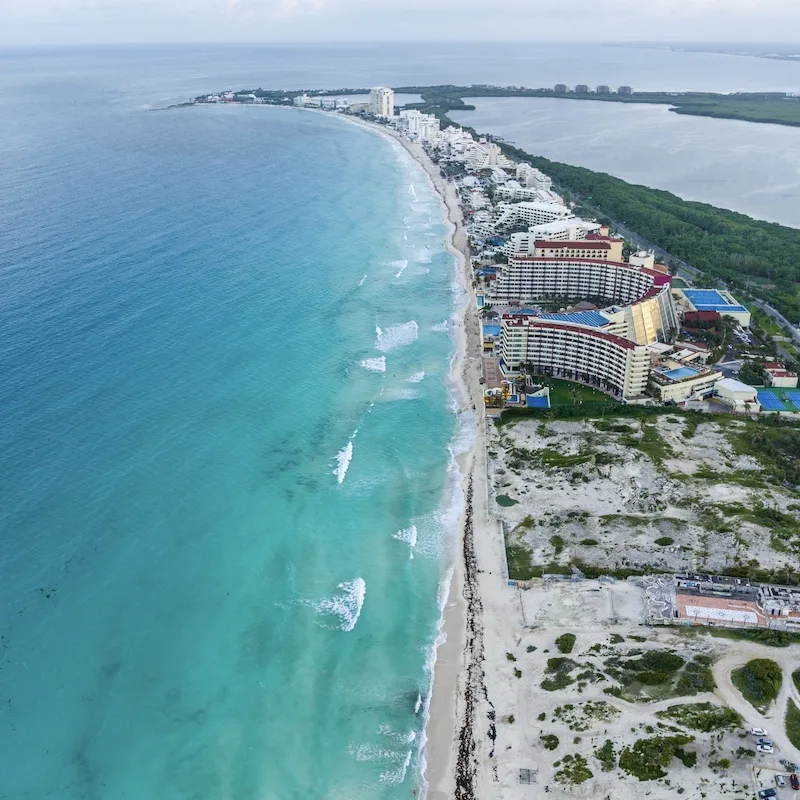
top-left (538, 377), bottom-right (614, 406)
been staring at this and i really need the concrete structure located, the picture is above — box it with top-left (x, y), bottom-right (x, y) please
top-left (495, 201), bottom-right (572, 229)
top-left (464, 140), bottom-right (513, 171)
top-left (554, 84), bottom-right (567, 93)
top-left (596, 85), bottom-right (611, 94)
top-left (764, 362), bottom-right (799, 388)
top-left (714, 377), bottom-right (760, 411)
top-left (618, 86), bottom-right (633, 95)
top-left (503, 218), bottom-right (602, 255)
top-left (397, 109), bottom-right (440, 143)
top-left (648, 362), bottom-right (723, 403)
top-left (628, 250), bottom-right (656, 270)
top-left (500, 314), bottom-right (650, 400)
top-left (515, 164), bottom-right (553, 191)
top-left (575, 84), bottom-right (589, 94)
top-left (293, 93), bottom-right (311, 106)
top-left (369, 87), bottom-right (394, 118)
top-left (533, 240), bottom-right (622, 261)
top-left (676, 288), bottom-right (751, 327)
top-left (645, 573), bottom-right (800, 631)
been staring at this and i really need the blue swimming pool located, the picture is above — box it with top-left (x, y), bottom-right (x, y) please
top-left (661, 366), bottom-right (700, 380)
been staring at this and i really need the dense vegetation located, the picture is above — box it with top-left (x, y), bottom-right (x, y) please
top-left (786, 698), bottom-right (800, 750)
top-left (731, 658), bottom-right (783, 712)
top-left (555, 633), bottom-right (577, 654)
top-left (619, 734), bottom-right (695, 780)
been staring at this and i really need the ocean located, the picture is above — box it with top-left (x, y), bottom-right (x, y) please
top-left (2, 42), bottom-right (800, 800)
top-left (0, 62), bottom-right (467, 798)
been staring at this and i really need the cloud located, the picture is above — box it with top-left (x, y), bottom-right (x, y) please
top-left (2, 0), bottom-right (799, 44)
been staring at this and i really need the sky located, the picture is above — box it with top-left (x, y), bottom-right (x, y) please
top-left (1, 0), bottom-right (800, 46)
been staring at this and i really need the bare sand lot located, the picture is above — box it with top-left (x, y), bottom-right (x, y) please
top-left (475, 578), bottom-right (800, 800)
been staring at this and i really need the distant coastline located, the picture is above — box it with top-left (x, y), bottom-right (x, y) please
top-left (177, 83), bottom-right (800, 129)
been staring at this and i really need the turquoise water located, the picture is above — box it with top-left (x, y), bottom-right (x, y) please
top-left (0, 70), bottom-right (466, 797)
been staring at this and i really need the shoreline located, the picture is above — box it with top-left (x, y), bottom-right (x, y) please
top-left (331, 112), bottom-right (487, 798)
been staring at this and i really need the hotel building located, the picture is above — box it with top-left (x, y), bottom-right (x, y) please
top-left (500, 315), bottom-right (651, 400)
top-left (369, 87), bottom-right (394, 118)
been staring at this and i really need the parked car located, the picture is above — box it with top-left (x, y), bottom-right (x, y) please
top-left (758, 744), bottom-right (775, 754)
top-left (776, 775), bottom-right (786, 788)
top-left (759, 788), bottom-right (777, 799)
top-left (751, 727), bottom-right (769, 736)
top-left (757, 738), bottom-right (774, 747)
top-left (791, 773), bottom-right (800, 790)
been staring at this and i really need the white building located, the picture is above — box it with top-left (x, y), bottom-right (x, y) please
top-left (516, 164), bottom-right (553, 191)
top-left (464, 141), bottom-right (513, 171)
top-left (397, 109), bottom-right (440, 143)
top-left (293, 94), bottom-right (311, 107)
top-left (494, 201), bottom-right (572, 229)
top-left (629, 250), bottom-right (657, 270)
top-left (714, 378), bottom-right (760, 411)
top-left (503, 218), bottom-right (602, 255)
top-left (369, 87), bottom-right (394, 118)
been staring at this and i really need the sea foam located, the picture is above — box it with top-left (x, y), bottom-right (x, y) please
top-left (314, 578), bottom-right (366, 632)
top-left (360, 357), bottom-right (386, 373)
top-left (375, 321), bottom-right (418, 353)
top-left (393, 525), bottom-right (418, 559)
top-left (333, 440), bottom-right (354, 484)
top-left (408, 371), bottom-right (425, 383)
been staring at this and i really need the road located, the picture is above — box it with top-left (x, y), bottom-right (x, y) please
top-left (754, 300), bottom-right (800, 347)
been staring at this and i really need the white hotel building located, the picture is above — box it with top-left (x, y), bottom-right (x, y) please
top-left (369, 87), bottom-right (394, 118)
top-left (500, 315), bottom-right (651, 400)
top-left (397, 109), bottom-right (440, 143)
top-left (503, 218), bottom-right (603, 255)
top-left (494, 201), bottom-right (572, 229)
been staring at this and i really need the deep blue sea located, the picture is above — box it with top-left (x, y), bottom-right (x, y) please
top-left (0, 49), bottom-right (471, 799)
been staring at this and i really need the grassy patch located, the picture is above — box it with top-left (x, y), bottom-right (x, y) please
top-left (505, 538), bottom-right (535, 581)
top-left (731, 659), bottom-right (782, 713)
top-left (580, 537), bottom-right (599, 546)
top-left (786, 698), bottom-right (800, 750)
top-left (655, 702), bottom-right (742, 732)
top-left (495, 494), bottom-right (518, 507)
top-left (620, 423), bottom-right (674, 468)
top-left (553, 753), bottom-right (593, 786)
top-left (542, 657), bottom-right (579, 691)
top-left (655, 536), bottom-right (674, 546)
top-left (682, 625), bottom-right (800, 647)
top-left (555, 633), bottom-right (576, 654)
top-left (550, 534), bottom-right (565, 556)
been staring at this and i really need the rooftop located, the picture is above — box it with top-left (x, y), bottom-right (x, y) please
top-left (535, 311), bottom-right (610, 327)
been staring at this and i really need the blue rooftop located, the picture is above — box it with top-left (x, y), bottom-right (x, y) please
top-left (536, 311), bottom-right (609, 327)
top-left (683, 289), bottom-right (747, 314)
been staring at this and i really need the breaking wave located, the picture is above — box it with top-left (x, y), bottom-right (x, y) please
top-left (393, 525), bottom-right (418, 559)
top-left (313, 578), bottom-right (366, 632)
top-left (333, 440), bottom-right (354, 484)
top-left (375, 321), bottom-right (418, 353)
top-left (408, 371), bottom-right (425, 383)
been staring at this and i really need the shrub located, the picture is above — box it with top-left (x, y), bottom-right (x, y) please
top-left (676, 748), bottom-right (697, 768)
top-left (541, 733), bottom-right (559, 750)
top-left (527, 645), bottom-right (537, 653)
top-left (580, 538), bottom-right (599, 546)
top-left (507, 714), bottom-right (515, 724)
top-left (554, 753), bottom-right (593, 786)
top-left (731, 658), bottom-right (782, 712)
top-left (786, 698), bottom-right (800, 749)
top-left (506, 652), bottom-right (517, 661)
top-left (655, 536), bottom-right (674, 546)
top-left (514, 668), bottom-right (522, 679)
top-left (551, 534), bottom-right (565, 555)
top-left (556, 633), bottom-right (577, 654)
top-left (595, 739), bottom-right (616, 771)
top-left (537, 711), bottom-right (546, 721)
top-left (619, 735), bottom-right (694, 781)
top-left (610, 633), bottom-right (625, 644)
